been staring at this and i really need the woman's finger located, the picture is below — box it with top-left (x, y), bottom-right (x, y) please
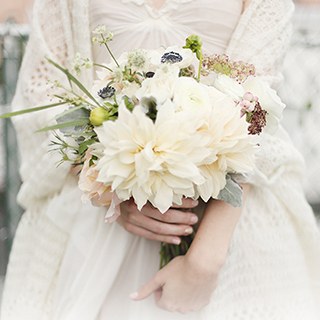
top-left (117, 217), bottom-right (182, 244)
top-left (130, 275), bottom-right (163, 301)
top-left (171, 198), bottom-right (199, 209)
top-left (141, 203), bottom-right (199, 225)
top-left (128, 213), bottom-right (194, 236)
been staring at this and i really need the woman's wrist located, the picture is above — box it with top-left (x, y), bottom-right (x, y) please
top-left (185, 247), bottom-right (226, 276)
top-left (184, 187), bottom-right (249, 276)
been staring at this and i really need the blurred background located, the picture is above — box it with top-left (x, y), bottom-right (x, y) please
top-left (0, 0), bottom-right (319, 302)
top-left (0, 0), bottom-right (33, 303)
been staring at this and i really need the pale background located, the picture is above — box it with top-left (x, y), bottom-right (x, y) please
top-left (0, 0), bottom-right (34, 304)
top-left (0, 0), bottom-right (34, 24)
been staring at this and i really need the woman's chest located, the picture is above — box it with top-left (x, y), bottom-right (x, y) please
top-left (90, 0), bottom-right (243, 21)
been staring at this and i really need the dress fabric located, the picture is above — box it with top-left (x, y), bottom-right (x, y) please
top-left (90, 0), bottom-right (242, 62)
top-left (1, 0), bottom-right (320, 319)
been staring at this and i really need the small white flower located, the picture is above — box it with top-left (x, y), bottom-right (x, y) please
top-left (135, 64), bottom-right (180, 105)
top-left (127, 49), bottom-right (147, 69)
top-left (92, 25), bottom-right (107, 35)
top-left (92, 25), bottom-right (114, 44)
top-left (72, 53), bottom-right (93, 75)
top-left (172, 77), bottom-right (212, 113)
top-left (151, 46), bottom-right (196, 69)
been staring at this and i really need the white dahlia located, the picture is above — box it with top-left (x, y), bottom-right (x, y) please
top-left (196, 98), bottom-right (256, 201)
top-left (94, 104), bottom-right (210, 213)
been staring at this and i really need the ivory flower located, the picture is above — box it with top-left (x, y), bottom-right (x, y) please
top-left (172, 77), bottom-right (213, 113)
top-left (214, 74), bottom-right (285, 133)
top-left (243, 77), bottom-right (286, 133)
top-left (196, 98), bottom-right (256, 201)
top-left (94, 105), bottom-right (210, 213)
top-left (213, 74), bottom-right (244, 100)
top-left (150, 46), bottom-right (195, 69)
top-left (78, 150), bottom-right (113, 206)
top-left (135, 64), bottom-right (179, 105)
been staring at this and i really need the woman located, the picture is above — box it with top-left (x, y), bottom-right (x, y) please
top-left (1, 0), bottom-right (320, 319)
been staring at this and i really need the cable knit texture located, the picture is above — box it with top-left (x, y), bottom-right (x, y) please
top-left (1, 0), bottom-right (320, 319)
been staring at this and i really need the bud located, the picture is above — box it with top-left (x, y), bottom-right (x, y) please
top-left (183, 34), bottom-right (203, 60)
top-left (89, 107), bottom-right (110, 126)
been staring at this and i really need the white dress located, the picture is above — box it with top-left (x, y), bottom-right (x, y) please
top-left (1, 0), bottom-right (320, 319)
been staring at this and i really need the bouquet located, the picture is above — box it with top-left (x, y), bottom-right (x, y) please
top-left (1, 26), bottom-right (285, 267)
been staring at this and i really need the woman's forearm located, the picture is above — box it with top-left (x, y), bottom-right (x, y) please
top-left (186, 185), bottom-right (250, 273)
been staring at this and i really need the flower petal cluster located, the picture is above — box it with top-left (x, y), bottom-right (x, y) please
top-left (94, 105), bottom-right (210, 213)
top-left (78, 149), bottom-right (113, 206)
top-left (242, 77), bottom-right (285, 133)
top-left (136, 64), bottom-right (179, 105)
top-left (214, 75), bottom-right (285, 133)
top-left (196, 98), bottom-right (256, 201)
top-left (94, 92), bottom-right (256, 212)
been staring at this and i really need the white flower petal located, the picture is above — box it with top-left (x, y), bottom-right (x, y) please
top-left (214, 74), bottom-right (244, 100)
top-left (151, 181), bottom-right (174, 213)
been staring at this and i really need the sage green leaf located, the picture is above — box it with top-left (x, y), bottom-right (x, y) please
top-left (217, 175), bottom-right (243, 207)
top-left (56, 107), bottom-right (90, 135)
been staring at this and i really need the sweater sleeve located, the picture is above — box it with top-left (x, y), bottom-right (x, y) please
top-left (227, 0), bottom-right (295, 86)
top-left (226, 0), bottom-right (306, 187)
top-left (11, 0), bottom-right (77, 208)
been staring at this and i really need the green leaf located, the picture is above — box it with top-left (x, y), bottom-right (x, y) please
top-left (217, 175), bottom-right (243, 207)
top-left (0, 101), bottom-right (67, 119)
top-left (78, 139), bottom-right (96, 155)
top-left (54, 105), bottom-right (88, 120)
top-left (123, 96), bottom-right (134, 111)
top-left (36, 119), bottom-right (89, 133)
top-left (46, 58), bottom-right (101, 107)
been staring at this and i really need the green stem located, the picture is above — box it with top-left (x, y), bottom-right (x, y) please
top-left (47, 58), bottom-right (102, 107)
top-left (93, 63), bottom-right (113, 72)
top-left (159, 234), bottom-right (195, 269)
top-left (54, 85), bottom-right (97, 108)
top-left (197, 54), bottom-right (203, 82)
top-left (101, 35), bottom-right (119, 67)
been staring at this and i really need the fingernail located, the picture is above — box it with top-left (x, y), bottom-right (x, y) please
top-left (185, 227), bottom-right (193, 234)
top-left (191, 200), bottom-right (199, 206)
top-left (130, 292), bottom-right (138, 299)
top-left (190, 215), bottom-right (198, 223)
top-left (172, 238), bottom-right (181, 245)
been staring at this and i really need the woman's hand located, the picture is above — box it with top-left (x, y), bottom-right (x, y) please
top-left (117, 199), bottom-right (199, 245)
top-left (130, 255), bottom-right (218, 313)
top-left (130, 187), bottom-right (249, 313)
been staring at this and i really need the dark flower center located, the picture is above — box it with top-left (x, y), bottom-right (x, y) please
top-left (145, 71), bottom-right (155, 78)
top-left (98, 85), bottom-right (116, 99)
top-left (161, 51), bottom-right (183, 64)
